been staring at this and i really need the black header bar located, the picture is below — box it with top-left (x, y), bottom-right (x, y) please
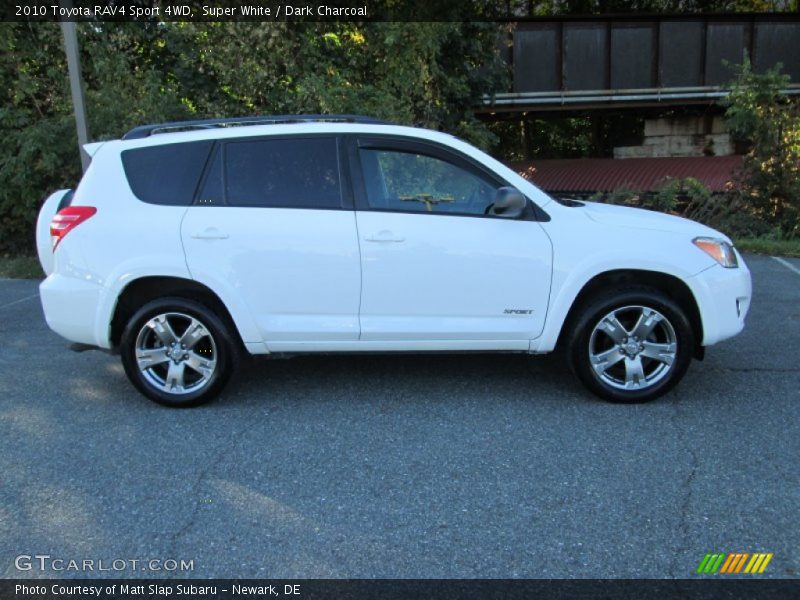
top-left (4, 2), bottom-right (800, 23)
top-left (2, 1), bottom-right (501, 22)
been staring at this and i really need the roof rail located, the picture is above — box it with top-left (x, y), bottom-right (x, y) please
top-left (122, 114), bottom-right (393, 140)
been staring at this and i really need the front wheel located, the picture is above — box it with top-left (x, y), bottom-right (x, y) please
top-left (120, 297), bottom-right (238, 407)
top-left (566, 287), bottom-right (695, 403)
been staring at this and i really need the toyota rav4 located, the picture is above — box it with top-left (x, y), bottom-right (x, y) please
top-left (36, 115), bottom-right (751, 407)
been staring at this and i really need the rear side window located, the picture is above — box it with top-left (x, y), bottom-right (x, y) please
top-left (122, 141), bottom-right (213, 206)
top-left (224, 137), bottom-right (342, 208)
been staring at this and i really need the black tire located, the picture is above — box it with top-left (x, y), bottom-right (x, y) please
top-left (565, 286), bottom-right (695, 404)
top-left (120, 297), bottom-right (239, 407)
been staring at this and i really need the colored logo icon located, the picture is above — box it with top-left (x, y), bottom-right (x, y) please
top-left (697, 553), bottom-right (773, 574)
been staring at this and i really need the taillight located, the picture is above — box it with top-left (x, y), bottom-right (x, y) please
top-left (50, 206), bottom-right (96, 251)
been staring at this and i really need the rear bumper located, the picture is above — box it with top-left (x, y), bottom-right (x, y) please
top-left (40, 274), bottom-right (108, 348)
top-left (688, 259), bottom-right (752, 347)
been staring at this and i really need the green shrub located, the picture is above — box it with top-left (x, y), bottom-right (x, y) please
top-left (592, 186), bottom-right (641, 206)
top-left (595, 177), bottom-right (771, 239)
top-left (724, 57), bottom-right (800, 238)
top-left (648, 177), bottom-right (680, 213)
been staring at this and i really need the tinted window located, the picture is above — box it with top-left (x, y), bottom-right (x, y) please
top-left (359, 149), bottom-right (498, 215)
top-left (225, 137), bottom-right (342, 208)
top-left (122, 141), bottom-right (213, 206)
top-left (196, 145), bottom-right (223, 206)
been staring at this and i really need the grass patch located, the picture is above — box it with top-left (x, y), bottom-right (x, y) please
top-left (734, 237), bottom-right (800, 258)
top-left (0, 255), bottom-right (44, 279)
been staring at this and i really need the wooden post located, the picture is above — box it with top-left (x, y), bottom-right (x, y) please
top-left (60, 8), bottom-right (90, 172)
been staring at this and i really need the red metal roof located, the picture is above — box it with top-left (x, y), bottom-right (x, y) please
top-left (512, 156), bottom-right (744, 193)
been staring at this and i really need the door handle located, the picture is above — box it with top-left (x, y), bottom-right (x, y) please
top-left (191, 228), bottom-right (229, 240)
top-left (364, 230), bottom-right (405, 243)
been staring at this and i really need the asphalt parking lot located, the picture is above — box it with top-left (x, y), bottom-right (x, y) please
top-left (1, 254), bottom-right (798, 579)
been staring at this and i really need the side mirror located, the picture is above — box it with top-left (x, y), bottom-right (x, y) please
top-left (489, 187), bottom-right (527, 219)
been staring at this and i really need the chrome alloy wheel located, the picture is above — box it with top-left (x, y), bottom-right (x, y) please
top-left (134, 312), bottom-right (217, 395)
top-left (588, 305), bottom-right (678, 391)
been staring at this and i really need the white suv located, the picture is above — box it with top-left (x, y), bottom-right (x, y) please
top-left (36, 115), bottom-right (751, 407)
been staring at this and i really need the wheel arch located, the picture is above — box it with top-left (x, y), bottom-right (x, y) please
top-left (553, 269), bottom-right (704, 359)
top-left (109, 276), bottom-right (247, 351)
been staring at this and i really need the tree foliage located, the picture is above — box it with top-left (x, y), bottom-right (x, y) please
top-left (590, 177), bottom-right (771, 238)
top-left (724, 57), bottom-right (800, 237)
top-left (0, 21), bottom-right (506, 254)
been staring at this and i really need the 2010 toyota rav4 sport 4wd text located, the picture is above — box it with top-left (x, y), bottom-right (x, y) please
top-left (36, 115), bottom-right (752, 407)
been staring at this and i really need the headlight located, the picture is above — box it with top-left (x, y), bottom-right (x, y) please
top-left (693, 237), bottom-right (738, 268)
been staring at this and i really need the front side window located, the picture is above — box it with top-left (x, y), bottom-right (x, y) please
top-left (224, 137), bottom-right (342, 208)
top-left (359, 148), bottom-right (498, 215)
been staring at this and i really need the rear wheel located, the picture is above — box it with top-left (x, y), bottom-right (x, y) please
top-left (120, 297), bottom-right (237, 407)
top-left (566, 287), bottom-right (694, 403)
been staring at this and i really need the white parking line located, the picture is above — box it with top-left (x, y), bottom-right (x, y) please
top-left (0, 293), bottom-right (39, 310)
top-left (772, 256), bottom-right (800, 277)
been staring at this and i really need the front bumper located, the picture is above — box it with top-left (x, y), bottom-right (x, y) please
top-left (688, 258), bottom-right (752, 347)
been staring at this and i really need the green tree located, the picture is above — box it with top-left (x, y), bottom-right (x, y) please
top-left (724, 57), bottom-right (800, 237)
top-left (0, 21), bottom-right (506, 255)
top-left (160, 22), bottom-right (505, 146)
top-left (0, 24), bottom-right (77, 255)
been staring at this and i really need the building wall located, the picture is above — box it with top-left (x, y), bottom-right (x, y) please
top-left (613, 116), bottom-right (734, 159)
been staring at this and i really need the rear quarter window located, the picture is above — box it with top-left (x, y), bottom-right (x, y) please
top-left (121, 141), bottom-right (213, 205)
